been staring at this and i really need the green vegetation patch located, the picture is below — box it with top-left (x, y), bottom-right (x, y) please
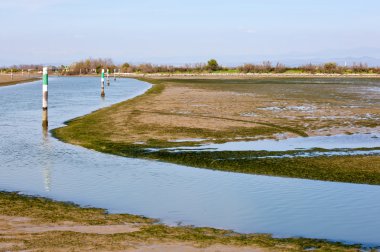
top-left (55, 133), bottom-right (380, 185)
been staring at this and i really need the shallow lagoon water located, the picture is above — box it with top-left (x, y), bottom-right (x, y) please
top-left (1, 77), bottom-right (380, 246)
top-left (168, 133), bottom-right (380, 152)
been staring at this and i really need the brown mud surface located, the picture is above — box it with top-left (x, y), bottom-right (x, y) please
top-left (99, 77), bottom-right (380, 145)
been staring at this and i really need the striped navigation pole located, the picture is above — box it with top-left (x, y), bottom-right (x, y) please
top-left (106, 69), bottom-right (110, 86)
top-left (101, 69), bottom-right (105, 97)
top-left (42, 67), bottom-right (48, 127)
top-left (113, 69), bottom-right (116, 81)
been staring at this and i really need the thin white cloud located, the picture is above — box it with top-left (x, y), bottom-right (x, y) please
top-left (237, 26), bottom-right (257, 34)
top-left (244, 29), bottom-right (256, 34)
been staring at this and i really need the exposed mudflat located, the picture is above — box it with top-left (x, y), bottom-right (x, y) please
top-left (92, 78), bottom-right (380, 146)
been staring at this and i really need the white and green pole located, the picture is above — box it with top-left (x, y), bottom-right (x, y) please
top-left (42, 67), bottom-right (48, 127)
top-left (101, 69), bottom-right (105, 97)
top-left (113, 69), bottom-right (116, 81)
top-left (106, 69), bottom-right (110, 86)
top-left (11, 69), bottom-right (13, 80)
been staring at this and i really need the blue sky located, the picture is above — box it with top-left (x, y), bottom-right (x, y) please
top-left (1, 0), bottom-right (380, 66)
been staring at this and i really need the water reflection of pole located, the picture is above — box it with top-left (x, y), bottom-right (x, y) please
top-left (43, 165), bottom-right (52, 192)
top-left (43, 125), bottom-right (48, 139)
top-left (42, 127), bottom-right (52, 192)
top-left (106, 69), bottom-right (110, 86)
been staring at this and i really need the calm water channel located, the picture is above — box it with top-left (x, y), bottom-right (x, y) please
top-left (167, 133), bottom-right (380, 152)
top-left (0, 77), bottom-right (379, 246)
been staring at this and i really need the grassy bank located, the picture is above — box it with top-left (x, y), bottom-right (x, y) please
top-left (0, 191), bottom-right (367, 251)
top-left (53, 77), bottom-right (380, 185)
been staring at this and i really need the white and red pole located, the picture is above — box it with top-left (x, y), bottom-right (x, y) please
top-left (101, 69), bottom-right (105, 97)
top-left (42, 67), bottom-right (48, 127)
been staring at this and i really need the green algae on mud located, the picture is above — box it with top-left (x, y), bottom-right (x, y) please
top-left (0, 191), bottom-right (366, 251)
top-left (51, 130), bottom-right (380, 185)
top-left (0, 191), bottom-right (153, 225)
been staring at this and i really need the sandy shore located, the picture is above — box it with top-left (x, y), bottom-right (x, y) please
top-left (0, 214), bottom-right (267, 251)
top-left (0, 74), bottom-right (40, 87)
top-left (0, 190), bottom-right (361, 252)
top-left (0, 215), bottom-right (259, 251)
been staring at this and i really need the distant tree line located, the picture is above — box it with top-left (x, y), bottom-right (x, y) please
top-left (116, 59), bottom-right (380, 74)
top-left (0, 64), bottom-right (43, 73)
top-left (0, 64), bottom-right (60, 73)
top-left (238, 62), bottom-right (380, 74)
top-left (2, 58), bottom-right (380, 75)
top-left (68, 58), bottom-right (116, 75)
